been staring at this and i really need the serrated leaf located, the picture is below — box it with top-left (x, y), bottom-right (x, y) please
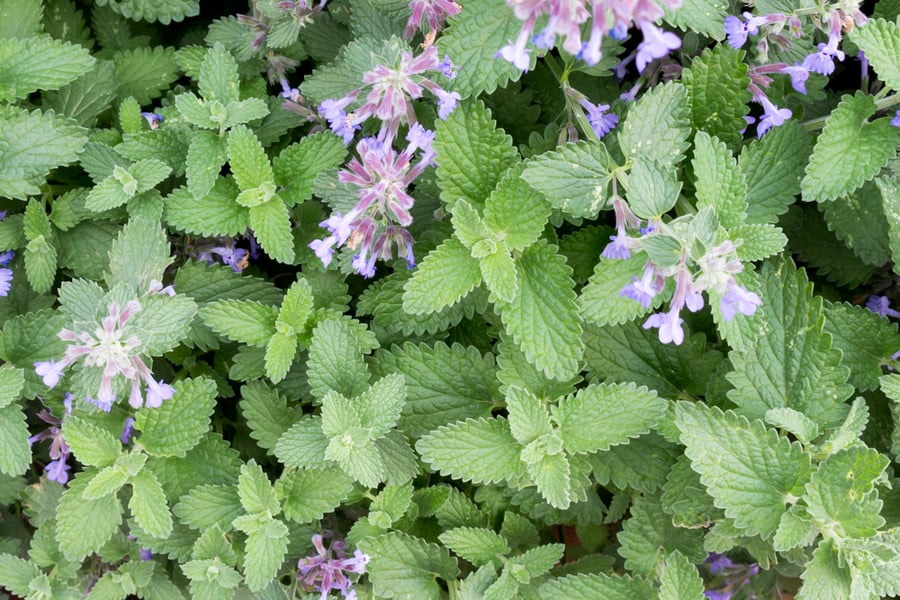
top-left (0, 108), bottom-right (87, 200)
top-left (127, 293), bottom-right (197, 356)
top-left (24, 236), bottom-right (57, 294)
top-left (451, 199), bottom-right (492, 250)
top-left (526, 448), bottom-right (572, 509)
top-left (823, 180), bottom-right (891, 266)
top-left (63, 415), bottom-right (121, 468)
top-left (802, 92), bottom-right (899, 202)
top-left (106, 216), bottom-right (172, 292)
top-left (521, 141), bottom-right (611, 219)
top-left (659, 550), bottom-right (705, 600)
top-left (683, 44), bottom-right (751, 147)
top-left (618, 81), bottom-right (690, 167)
top-left (56, 470), bottom-right (123, 561)
top-left (0, 404), bottom-right (29, 476)
top-left (0, 35), bottom-right (94, 101)
top-left (480, 246), bottom-right (518, 303)
top-left (130, 468), bottom-right (173, 539)
top-left (0, 367), bottom-right (24, 410)
top-left (273, 132), bottom-right (347, 206)
top-left (439, 527), bottom-right (509, 567)
top-left (249, 199), bottom-right (294, 264)
top-left (370, 481), bottom-right (414, 528)
top-left (300, 35), bottom-right (405, 104)
top-left (730, 224), bottom-right (787, 261)
top-left (199, 299), bottom-right (278, 347)
top-left (437, 0), bottom-right (524, 96)
top-left (554, 382), bottom-right (666, 454)
top-left (578, 253), bottom-right (661, 326)
top-left (483, 165), bottom-right (549, 251)
top-left (326, 427), bottom-right (384, 487)
top-left (83, 464), bottom-right (130, 500)
top-left (739, 120), bottom-right (812, 224)
top-left (805, 446), bottom-right (888, 539)
top-left (175, 92), bottom-right (215, 129)
top-left (95, 0), bottom-right (199, 25)
top-left (264, 330), bottom-right (297, 384)
top-left (849, 18), bottom-right (900, 92)
top-left (675, 402), bottom-right (812, 538)
top-left (765, 408), bottom-right (820, 443)
top-left (434, 99), bottom-right (518, 210)
top-left (618, 494), bottom-right (707, 576)
top-left (307, 318), bottom-right (370, 400)
top-left (166, 179), bottom-right (250, 237)
top-left (278, 466), bottom-right (353, 523)
top-left (354, 373), bottom-right (405, 438)
top-left (237, 460), bottom-right (279, 515)
top-left (273, 417), bottom-right (329, 469)
top-left (627, 157), bottom-right (681, 219)
top-left (508, 543), bottom-right (563, 580)
top-left (241, 518), bottom-right (288, 592)
top-left (173, 484), bottom-right (243, 532)
top-left (506, 387), bottom-right (552, 447)
top-left (725, 257), bottom-right (853, 427)
top-left (661, 455), bottom-right (723, 528)
top-left (665, 0), bottom-right (728, 38)
top-left (590, 432), bottom-right (680, 493)
top-left (360, 532), bottom-right (459, 600)
top-left (693, 131), bottom-right (747, 227)
top-left (199, 43), bottom-right (239, 104)
top-left (136, 377), bottom-right (217, 458)
top-left (416, 417), bottom-right (526, 485)
top-left (496, 240), bottom-right (583, 381)
top-left (402, 237), bottom-right (483, 315)
top-left (186, 132), bottom-right (228, 200)
top-left (239, 381), bottom-right (302, 454)
top-left (539, 572), bottom-right (658, 599)
top-left (0, 554), bottom-right (41, 597)
top-left (824, 301), bottom-right (900, 392)
top-left (44, 60), bottom-right (118, 127)
top-left (796, 538), bottom-right (851, 600)
top-left (112, 46), bottom-right (180, 105)
top-left (85, 174), bottom-right (129, 211)
top-left (227, 124), bottom-right (274, 190)
top-left (147, 432), bottom-right (242, 502)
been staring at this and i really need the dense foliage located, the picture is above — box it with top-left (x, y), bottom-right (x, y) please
top-left (1, 0), bottom-right (900, 598)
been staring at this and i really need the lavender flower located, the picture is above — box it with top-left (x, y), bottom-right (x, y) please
top-left (620, 263), bottom-right (664, 308)
top-left (780, 63), bottom-right (810, 94)
top-left (140, 112), bottom-right (163, 130)
top-left (867, 295), bottom-right (900, 319)
top-left (704, 553), bottom-right (760, 599)
top-left (720, 281), bottom-right (762, 321)
top-left (723, 13), bottom-right (760, 49)
top-left (891, 110), bottom-right (900, 128)
top-left (120, 417), bottom-right (136, 444)
top-left (405, 0), bottom-right (460, 38)
top-left (189, 237), bottom-right (251, 272)
top-left (28, 395), bottom-right (73, 485)
top-left (643, 309), bottom-right (685, 345)
top-left (33, 301), bottom-right (176, 409)
top-left (635, 21), bottom-right (681, 73)
top-left (756, 95), bottom-right (791, 138)
top-left (578, 98), bottom-right (619, 140)
top-left (297, 533), bottom-right (369, 600)
top-left (0, 248), bottom-right (13, 297)
top-left (601, 198), bottom-right (642, 260)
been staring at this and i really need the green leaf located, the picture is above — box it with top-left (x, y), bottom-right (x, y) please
top-left (683, 44), bottom-right (751, 147)
top-left (371, 342), bottom-right (497, 438)
top-left (300, 36), bottom-right (406, 104)
top-left (264, 331), bottom-right (297, 384)
top-left (359, 532), bottom-right (459, 600)
top-left (805, 446), bottom-right (888, 539)
top-left (166, 179), bottom-right (250, 237)
top-left (130, 468), bottom-right (173, 539)
top-left (618, 493), bottom-right (706, 576)
top-left (659, 550), bottom-right (706, 600)
top-left (539, 572), bottom-right (657, 599)
top-left (0, 404), bottom-right (28, 477)
top-left (483, 165), bottom-right (549, 251)
top-left (274, 417), bottom-right (329, 469)
top-left (173, 484), bottom-right (243, 532)
top-left (824, 301), bottom-right (900, 392)
top-left (227, 125), bottom-right (274, 190)
top-left (526, 448), bottom-right (572, 509)
top-left (136, 377), bottom-right (217, 458)
top-left (434, 99), bottom-right (518, 210)
top-left (0, 366), bottom-right (24, 410)
top-left (765, 408), bottom-right (820, 443)
top-left (438, 0), bottom-right (525, 96)
top-left (147, 432), bottom-right (241, 502)
top-left (520, 141), bottom-right (611, 220)
top-left (578, 253), bottom-right (661, 326)
top-left (83, 464), bottom-right (130, 500)
top-left (199, 299), bottom-right (278, 347)
top-left (692, 131), bottom-right (747, 227)
top-left (664, 0), bottom-right (728, 39)
top-left (0, 108), bottom-right (87, 200)
top-left (174, 92), bottom-right (215, 130)
top-left (796, 539), bottom-right (851, 600)
top-left (725, 257), bottom-right (853, 427)
top-left (273, 133), bottom-right (347, 206)
top-left (94, 0), bottom-right (199, 25)
top-left (0, 35), bottom-right (94, 101)
top-left (480, 246), bottom-right (518, 303)
top-left (307, 318), bottom-right (370, 400)
top-left (506, 387), bottom-right (552, 446)
top-left (802, 92), bottom-right (899, 202)
top-left (618, 81), bottom-right (691, 167)
top-left (241, 518), bottom-right (288, 592)
top-left (44, 60), bottom-right (118, 128)
top-left (86, 174), bottom-right (129, 211)
top-left (0, 554), bottom-right (41, 597)
top-left (240, 381), bottom-right (302, 454)
top-left (112, 46), bottom-right (180, 104)
top-left (199, 43), bottom-right (239, 105)
top-left (402, 237), bottom-right (483, 315)
top-left (237, 460), bottom-right (280, 516)
top-left (24, 236), bottom-right (57, 294)
top-left (822, 180), bottom-right (891, 266)
top-left (354, 373), bottom-right (406, 438)
top-left (325, 427), bottom-right (384, 487)
top-left (416, 417), bottom-right (526, 485)
top-left (730, 224), bottom-right (788, 262)
top-left (370, 481), bottom-right (414, 528)
top-left (675, 402), bottom-right (813, 538)
top-left (661, 455), bottom-right (723, 528)
top-left (249, 198), bottom-right (294, 264)
top-left (185, 132), bottom-right (228, 200)
top-left (452, 199), bottom-right (492, 250)
top-left (554, 382), bottom-right (666, 454)
top-left (56, 470), bottom-right (123, 561)
top-left (739, 120), bottom-right (813, 224)
top-left (439, 527), bottom-right (509, 567)
top-left (849, 18), bottom-right (900, 92)
top-left (496, 240), bottom-right (583, 382)
top-left (277, 466), bottom-right (353, 523)
top-left (591, 432), bottom-right (680, 493)
top-left (63, 415), bottom-right (121, 468)
top-left (106, 216), bottom-right (172, 292)
top-left (627, 157), bottom-right (681, 219)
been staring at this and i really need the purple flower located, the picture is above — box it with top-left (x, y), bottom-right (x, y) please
top-left (620, 263), bottom-right (664, 308)
top-left (723, 14), bottom-right (758, 49)
top-left (578, 98), bottom-right (618, 139)
top-left (29, 400), bottom-right (73, 485)
top-left (720, 282), bottom-right (762, 321)
top-left (891, 110), bottom-right (900, 128)
top-left (802, 42), bottom-right (845, 76)
top-left (435, 88), bottom-right (461, 120)
top-left (498, 28), bottom-right (532, 71)
top-left (643, 310), bottom-right (685, 345)
top-left (139, 547), bottom-right (153, 561)
top-left (404, 0), bottom-right (460, 38)
top-left (297, 533), bottom-right (369, 599)
top-left (756, 96), bottom-right (791, 138)
top-left (35, 359), bottom-right (66, 389)
top-left (635, 22), bottom-right (681, 73)
top-left (867, 295), bottom-right (900, 319)
top-left (780, 63), bottom-right (809, 94)
top-left (85, 395), bottom-right (113, 412)
top-left (602, 234), bottom-right (631, 260)
top-left (120, 417), bottom-right (136, 444)
top-left (140, 112), bottom-right (163, 130)
top-left (319, 95), bottom-right (361, 145)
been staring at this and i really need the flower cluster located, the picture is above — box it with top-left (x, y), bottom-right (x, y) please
top-left (296, 533), bottom-right (369, 600)
top-left (34, 300), bottom-right (175, 410)
top-left (187, 236), bottom-right (254, 272)
top-left (310, 125), bottom-right (434, 277)
top-left (606, 200), bottom-right (761, 346)
top-left (27, 394), bottom-right (73, 484)
top-left (319, 44), bottom-right (459, 145)
top-left (405, 0), bottom-right (460, 39)
top-left (498, 0), bottom-right (682, 71)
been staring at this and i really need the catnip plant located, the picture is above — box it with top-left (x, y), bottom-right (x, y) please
top-left (0, 0), bottom-right (900, 598)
